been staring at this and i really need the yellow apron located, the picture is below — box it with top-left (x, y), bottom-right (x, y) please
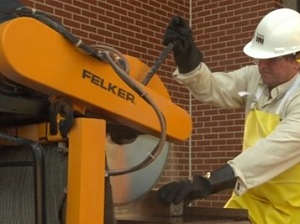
top-left (225, 77), bottom-right (300, 224)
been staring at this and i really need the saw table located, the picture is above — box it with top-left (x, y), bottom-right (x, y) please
top-left (116, 191), bottom-right (251, 224)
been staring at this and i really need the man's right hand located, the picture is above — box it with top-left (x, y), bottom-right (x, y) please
top-left (163, 16), bottom-right (203, 73)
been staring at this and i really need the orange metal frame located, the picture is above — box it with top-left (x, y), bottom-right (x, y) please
top-left (67, 118), bottom-right (106, 224)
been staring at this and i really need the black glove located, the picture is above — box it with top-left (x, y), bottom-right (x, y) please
top-left (157, 164), bottom-right (236, 205)
top-left (163, 16), bottom-right (203, 73)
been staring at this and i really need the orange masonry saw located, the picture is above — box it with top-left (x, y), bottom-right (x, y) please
top-left (0, 7), bottom-right (192, 224)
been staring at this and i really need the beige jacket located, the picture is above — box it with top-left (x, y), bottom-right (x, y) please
top-left (173, 63), bottom-right (300, 195)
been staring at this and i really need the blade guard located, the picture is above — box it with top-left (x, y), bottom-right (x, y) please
top-left (0, 17), bottom-right (192, 141)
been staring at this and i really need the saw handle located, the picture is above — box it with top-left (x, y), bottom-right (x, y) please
top-left (141, 42), bottom-right (175, 85)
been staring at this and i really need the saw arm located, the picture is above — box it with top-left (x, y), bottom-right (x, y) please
top-left (0, 17), bottom-right (192, 142)
top-left (0, 11), bottom-right (193, 224)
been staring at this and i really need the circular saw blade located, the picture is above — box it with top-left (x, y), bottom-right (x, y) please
top-left (106, 134), bottom-right (170, 205)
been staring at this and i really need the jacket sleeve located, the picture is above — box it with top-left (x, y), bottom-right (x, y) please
top-left (172, 62), bottom-right (259, 109)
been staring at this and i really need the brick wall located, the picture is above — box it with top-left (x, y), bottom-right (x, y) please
top-left (21, 0), bottom-right (283, 209)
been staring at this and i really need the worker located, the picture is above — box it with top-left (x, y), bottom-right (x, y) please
top-left (157, 8), bottom-right (300, 224)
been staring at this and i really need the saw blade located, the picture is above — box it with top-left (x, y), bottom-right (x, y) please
top-left (106, 134), bottom-right (170, 205)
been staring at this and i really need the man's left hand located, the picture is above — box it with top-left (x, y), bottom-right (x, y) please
top-left (157, 176), bottom-right (211, 205)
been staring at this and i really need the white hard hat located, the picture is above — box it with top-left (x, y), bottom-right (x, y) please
top-left (243, 8), bottom-right (300, 59)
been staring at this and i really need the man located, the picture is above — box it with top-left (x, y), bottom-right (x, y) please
top-left (157, 8), bottom-right (300, 224)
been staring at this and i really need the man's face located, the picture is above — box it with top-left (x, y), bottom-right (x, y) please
top-left (255, 56), bottom-right (300, 89)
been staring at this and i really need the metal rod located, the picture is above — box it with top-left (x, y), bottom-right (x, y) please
top-left (141, 42), bottom-right (175, 85)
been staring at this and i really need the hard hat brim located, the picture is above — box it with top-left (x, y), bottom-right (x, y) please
top-left (243, 40), bottom-right (277, 59)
